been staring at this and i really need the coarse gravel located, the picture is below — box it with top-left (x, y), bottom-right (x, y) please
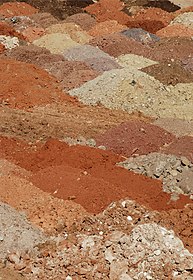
top-left (118, 152), bottom-right (193, 195)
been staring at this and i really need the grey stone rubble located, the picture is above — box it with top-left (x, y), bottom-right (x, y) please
top-left (0, 202), bottom-right (46, 260)
top-left (118, 152), bottom-right (193, 195)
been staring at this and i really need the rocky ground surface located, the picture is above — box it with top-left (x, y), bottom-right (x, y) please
top-left (0, 0), bottom-right (193, 279)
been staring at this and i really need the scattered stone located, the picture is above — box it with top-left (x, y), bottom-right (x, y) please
top-left (118, 152), bottom-right (193, 194)
top-left (0, 35), bottom-right (19, 49)
top-left (121, 28), bottom-right (160, 44)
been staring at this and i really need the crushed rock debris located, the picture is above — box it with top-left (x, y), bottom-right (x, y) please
top-left (118, 152), bottom-right (193, 195)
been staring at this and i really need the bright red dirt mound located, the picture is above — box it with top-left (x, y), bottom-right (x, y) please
top-left (0, 137), bottom-right (191, 213)
top-left (0, 58), bottom-right (71, 109)
top-left (84, 0), bottom-right (130, 25)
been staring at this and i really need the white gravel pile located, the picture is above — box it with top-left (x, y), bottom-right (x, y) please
top-left (171, 12), bottom-right (193, 28)
top-left (0, 202), bottom-right (46, 260)
top-left (69, 68), bottom-right (193, 120)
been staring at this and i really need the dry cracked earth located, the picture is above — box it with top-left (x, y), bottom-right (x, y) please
top-left (0, 0), bottom-right (193, 279)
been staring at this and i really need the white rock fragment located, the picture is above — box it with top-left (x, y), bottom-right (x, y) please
top-left (66, 276), bottom-right (72, 280)
top-left (81, 236), bottom-right (95, 249)
top-left (127, 215), bottom-right (133, 221)
top-left (0, 35), bottom-right (19, 50)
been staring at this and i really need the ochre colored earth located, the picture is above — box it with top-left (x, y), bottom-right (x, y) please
top-left (0, 58), bottom-right (72, 109)
top-left (1, 0), bottom-right (193, 279)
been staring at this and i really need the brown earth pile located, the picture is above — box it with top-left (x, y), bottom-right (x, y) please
top-left (1, 44), bottom-right (64, 66)
top-left (65, 12), bottom-right (96, 31)
top-left (88, 20), bottom-right (127, 37)
top-left (149, 37), bottom-right (193, 62)
top-left (95, 120), bottom-right (176, 157)
top-left (29, 12), bottom-right (59, 28)
top-left (85, 0), bottom-right (130, 25)
top-left (0, 2), bottom-right (38, 17)
top-left (126, 7), bottom-right (174, 33)
top-left (90, 32), bottom-right (151, 57)
top-left (43, 60), bottom-right (99, 91)
top-left (0, 104), bottom-right (150, 142)
top-left (163, 136), bottom-right (193, 163)
top-left (141, 60), bottom-right (193, 85)
top-left (157, 23), bottom-right (193, 37)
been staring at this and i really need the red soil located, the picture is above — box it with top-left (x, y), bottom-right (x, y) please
top-left (126, 7), bottom-right (173, 33)
top-left (95, 121), bottom-right (176, 157)
top-left (0, 21), bottom-right (24, 40)
top-left (88, 20), bottom-right (127, 37)
top-left (0, 58), bottom-right (73, 109)
top-left (0, 136), bottom-right (191, 214)
top-left (84, 0), bottom-right (130, 25)
top-left (90, 32), bottom-right (151, 57)
top-left (157, 24), bottom-right (193, 38)
top-left (0, 2), bottom-right (38, 18)
top-left (65, 13), bottom-right (96, 31)
top-left (0, 43), bottom-right (5, 54)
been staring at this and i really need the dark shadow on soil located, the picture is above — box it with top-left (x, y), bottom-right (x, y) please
top-left (0, 0), bottom-right (94, 19)
top-left (122, 0), bottom-right (180, 13)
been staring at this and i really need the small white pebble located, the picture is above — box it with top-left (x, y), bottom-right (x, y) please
top-left (121, 201), bottom-right (126, 208)
top-left (99, 231), bottom-right (103, 235)
top-left (154, 249), bottom-right (161, 256)
top-left (127, 215), bottom-right (133, 221)
top-left (173, 271), bottom-right (179, 277)
top-left (66, 276), bottom-right (72, 280)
